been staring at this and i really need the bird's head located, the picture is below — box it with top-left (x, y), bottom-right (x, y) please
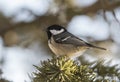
top-left (46, 25), bottom-right (66, 39)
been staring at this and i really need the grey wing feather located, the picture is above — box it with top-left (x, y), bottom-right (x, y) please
top-left (54, 32), bottom-right (88, 46)
top-left (54, 32), bottom-right (106, 50)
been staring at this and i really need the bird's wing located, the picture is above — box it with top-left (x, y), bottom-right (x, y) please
top-left (54, 32), bottom-right (106, 50)
top-left (54, 32), bottom-right (88, 46)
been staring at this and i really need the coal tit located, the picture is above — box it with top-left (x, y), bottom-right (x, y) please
top-left (46, 24), bottom-right (106, 58)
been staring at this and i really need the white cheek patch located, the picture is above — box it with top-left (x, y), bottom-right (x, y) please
top-left (50, 29), bottom-right (64, 35)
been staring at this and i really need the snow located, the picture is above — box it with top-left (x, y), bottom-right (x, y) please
top-left (68, 15), bottom-right (110, 40)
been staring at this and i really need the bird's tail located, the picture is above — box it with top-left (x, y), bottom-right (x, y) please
top-left (86, 43), bottom-right (107, 50)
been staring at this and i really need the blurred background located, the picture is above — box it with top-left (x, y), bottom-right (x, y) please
top-left (0, 0), bottom-right (120, 82)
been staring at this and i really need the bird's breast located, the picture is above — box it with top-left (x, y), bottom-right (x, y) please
top-left (48, 37), bottom-right (88, 58)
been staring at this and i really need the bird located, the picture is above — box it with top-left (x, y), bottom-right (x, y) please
top-left (46, 24), bottom-right (106, 58)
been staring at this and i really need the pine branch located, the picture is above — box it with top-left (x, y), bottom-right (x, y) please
top-left (32, 56), bottom-right (120, 82)
top-left (33, 56), bottom-right (77, 82)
